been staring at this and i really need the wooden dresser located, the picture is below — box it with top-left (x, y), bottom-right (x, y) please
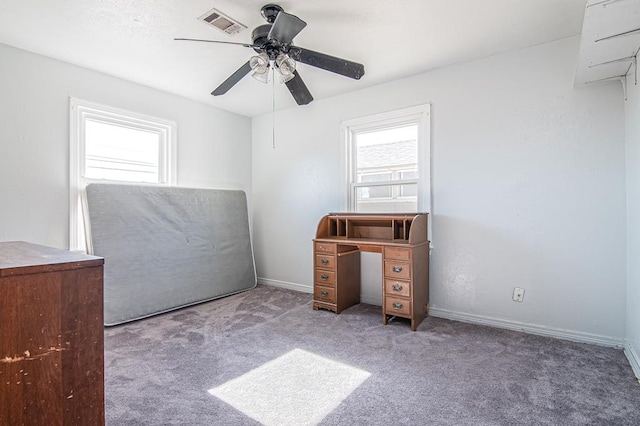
top-left (0, 241), bottom-right (105, 426)
top-left (313, 213), bottom-right (429, 331)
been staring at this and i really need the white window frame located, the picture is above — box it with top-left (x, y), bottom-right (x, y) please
top-left (69, 98), bottom-right (177, 252)
top-left (340, 104), bottom-right (431, 213)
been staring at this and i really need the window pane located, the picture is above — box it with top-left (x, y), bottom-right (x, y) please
top-left (357, 185), bottom-right (391, 200)
top-left (353, 124), bottom-right (418, 211)
top-left (343, 104), bottom-right (429, 214)
top-left (354, 125), bottom-right (418, 199)
top-left (355, 125), bottom-right (417, 171)
top-left (399, 170), bottom-right (418, 180)
top-left (356, 183), bottom-right (417, 212)
top-left (84, 119), bottom-right (161, 183)
top-left (356, 185), bottom-right (417, 212)
top-left (359, 172), bottom-right (391, 183)
top-left (399, 183), bottom-right (418, 198)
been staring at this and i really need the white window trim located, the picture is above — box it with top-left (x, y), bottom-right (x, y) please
top-left (340, 104), bottom-right (431, 213)
top-left (69, 97), bottom-right (177, 251)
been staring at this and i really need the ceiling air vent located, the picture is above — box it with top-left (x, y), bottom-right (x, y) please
top-left (198, 8), bottom-right (247, 35)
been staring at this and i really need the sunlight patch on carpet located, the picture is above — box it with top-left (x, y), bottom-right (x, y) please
top-left (208, 348), bottom-right (371, 426)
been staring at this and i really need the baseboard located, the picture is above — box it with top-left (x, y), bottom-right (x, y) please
top-left (258, 277), bottom-right (312, 294)
top-left (624, 340), bottom-right (640, 383)
top-left (429, 307), bottom-right (624, 348)
top-left (256, 283), bottom-right (625, 349)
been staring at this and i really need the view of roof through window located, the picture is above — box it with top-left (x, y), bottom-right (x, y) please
top-left (354, 124), bottom-right (418, 212)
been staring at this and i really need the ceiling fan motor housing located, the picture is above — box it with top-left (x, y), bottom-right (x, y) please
top-left (252, 23), bottom-right (285, 59)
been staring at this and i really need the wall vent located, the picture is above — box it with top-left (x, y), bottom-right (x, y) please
top-left (198, 8), bottom-right (247, 35)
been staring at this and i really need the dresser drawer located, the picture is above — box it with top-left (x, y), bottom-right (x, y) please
top-left (385, 296), bottom-right (411, 317)
top-left (384, 247), bottom-right (411, 261)
top-left (314, 285), bottom-right (335, 304)
top-left (315, 254), bottom-right (335, 270)
top-left (384, 260), bottom-right (411, 280)
top-left (315, 242), bottom-right (335, 254)
top-left (384, 278), bottom-right (411, 298)
top-left (315, 269), bottom-right (336, 285)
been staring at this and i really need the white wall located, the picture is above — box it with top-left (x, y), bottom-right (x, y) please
top-left (2, 36), bottom-right (627, 345)
top-left (252, 36), bottom-right (627, 342)
top-left (626, 68), bottom-right (640, 373)
top-left (0, 43), bottom-right (252, 250)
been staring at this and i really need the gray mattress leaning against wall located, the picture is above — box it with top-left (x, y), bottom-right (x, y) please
top-left (84, 183), bottom-right (257, 326)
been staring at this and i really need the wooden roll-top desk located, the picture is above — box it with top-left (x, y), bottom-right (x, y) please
top-left (312, 213), bottom-right (430, 331)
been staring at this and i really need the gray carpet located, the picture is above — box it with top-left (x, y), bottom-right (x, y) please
top-left (105, 285), bottom-right (640, 425)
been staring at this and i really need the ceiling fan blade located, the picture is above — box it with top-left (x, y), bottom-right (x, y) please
top-left (174, 38), bottom-right (258, 49)
top-left (289, 47), bottom-right (364, 80)
top-left (285, 71), bottom-right (314, 105)
top-left (211, 61), bottom-right (252, 96)
top-left (268, 12), bottom-right (307, 44)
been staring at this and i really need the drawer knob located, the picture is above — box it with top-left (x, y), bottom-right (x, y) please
top-left (392, 266), bottom-right (403, 273)
top-left (392, 302), bottom-right (403, 310)
top-left (321, 258), bottom-right (329, 265)
top-left (321, 274), bottom-right (329, 280)
top-left (392, 283), bottom-right (403, 292)
top-left (321, 290), bottom-right (329, 297)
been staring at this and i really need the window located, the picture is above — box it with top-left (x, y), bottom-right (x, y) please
top-left (341, 104), bottom-right (431, 214)
top-left (69, 98), bottom-right (177, 251)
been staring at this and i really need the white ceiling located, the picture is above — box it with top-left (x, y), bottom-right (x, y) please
top-left (0, 0), bottom-right (589, 117)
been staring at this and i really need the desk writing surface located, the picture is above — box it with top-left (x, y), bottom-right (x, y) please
top-left (314, 236), bottom-right (428, 246)
top-left (314, 237), bottom-right (428, 254)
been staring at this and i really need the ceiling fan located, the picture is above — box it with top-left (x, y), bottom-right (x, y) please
top-left (175, 4), bottom-right (365, 106)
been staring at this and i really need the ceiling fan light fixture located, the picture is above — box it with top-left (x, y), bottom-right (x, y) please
top-left (250, 52), bottom-right (269, 71)
top-left (276, 54), bottom-right (296, 82)
top-left (251, 67), bottom-right (270, 84)
top-left (196, 4), bottom-right (364, 104)
top-left (250, 52), bottom-right (270, 83)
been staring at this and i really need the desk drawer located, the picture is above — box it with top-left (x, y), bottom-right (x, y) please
top-left (314, 285), bottom-right (335, 304)
top-left (384, 260), bottom-right (411, 280)
top-left (384, 278), bottom-right (411, 298)
top-left (385, 296), bottom-right (411, 317)
top-left (315, 254), bottom-right (335, 270)
top-left (315, 269), bottom-right (335, 285)
top-left (315, 242), bottom-right (335, 254)
top-left (385, 247), bottom-right (411, 261)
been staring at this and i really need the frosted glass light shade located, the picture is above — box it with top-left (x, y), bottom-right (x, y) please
top-left (276, 54), bottom-right (296, 83)
top-left (251, 69), bottom-right (270, 83)
top-left (250, 53), bottom-right (270, 83)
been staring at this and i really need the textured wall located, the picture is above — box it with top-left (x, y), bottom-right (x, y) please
top-left (626, 68), bottom-right (640, 360)
top-left (0, 43), bottom-right (252, 249)
top-left (251, 36), bottom-right (627, 340)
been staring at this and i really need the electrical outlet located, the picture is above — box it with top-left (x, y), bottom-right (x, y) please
top-left (513, 287), bottom-right (525, 302)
